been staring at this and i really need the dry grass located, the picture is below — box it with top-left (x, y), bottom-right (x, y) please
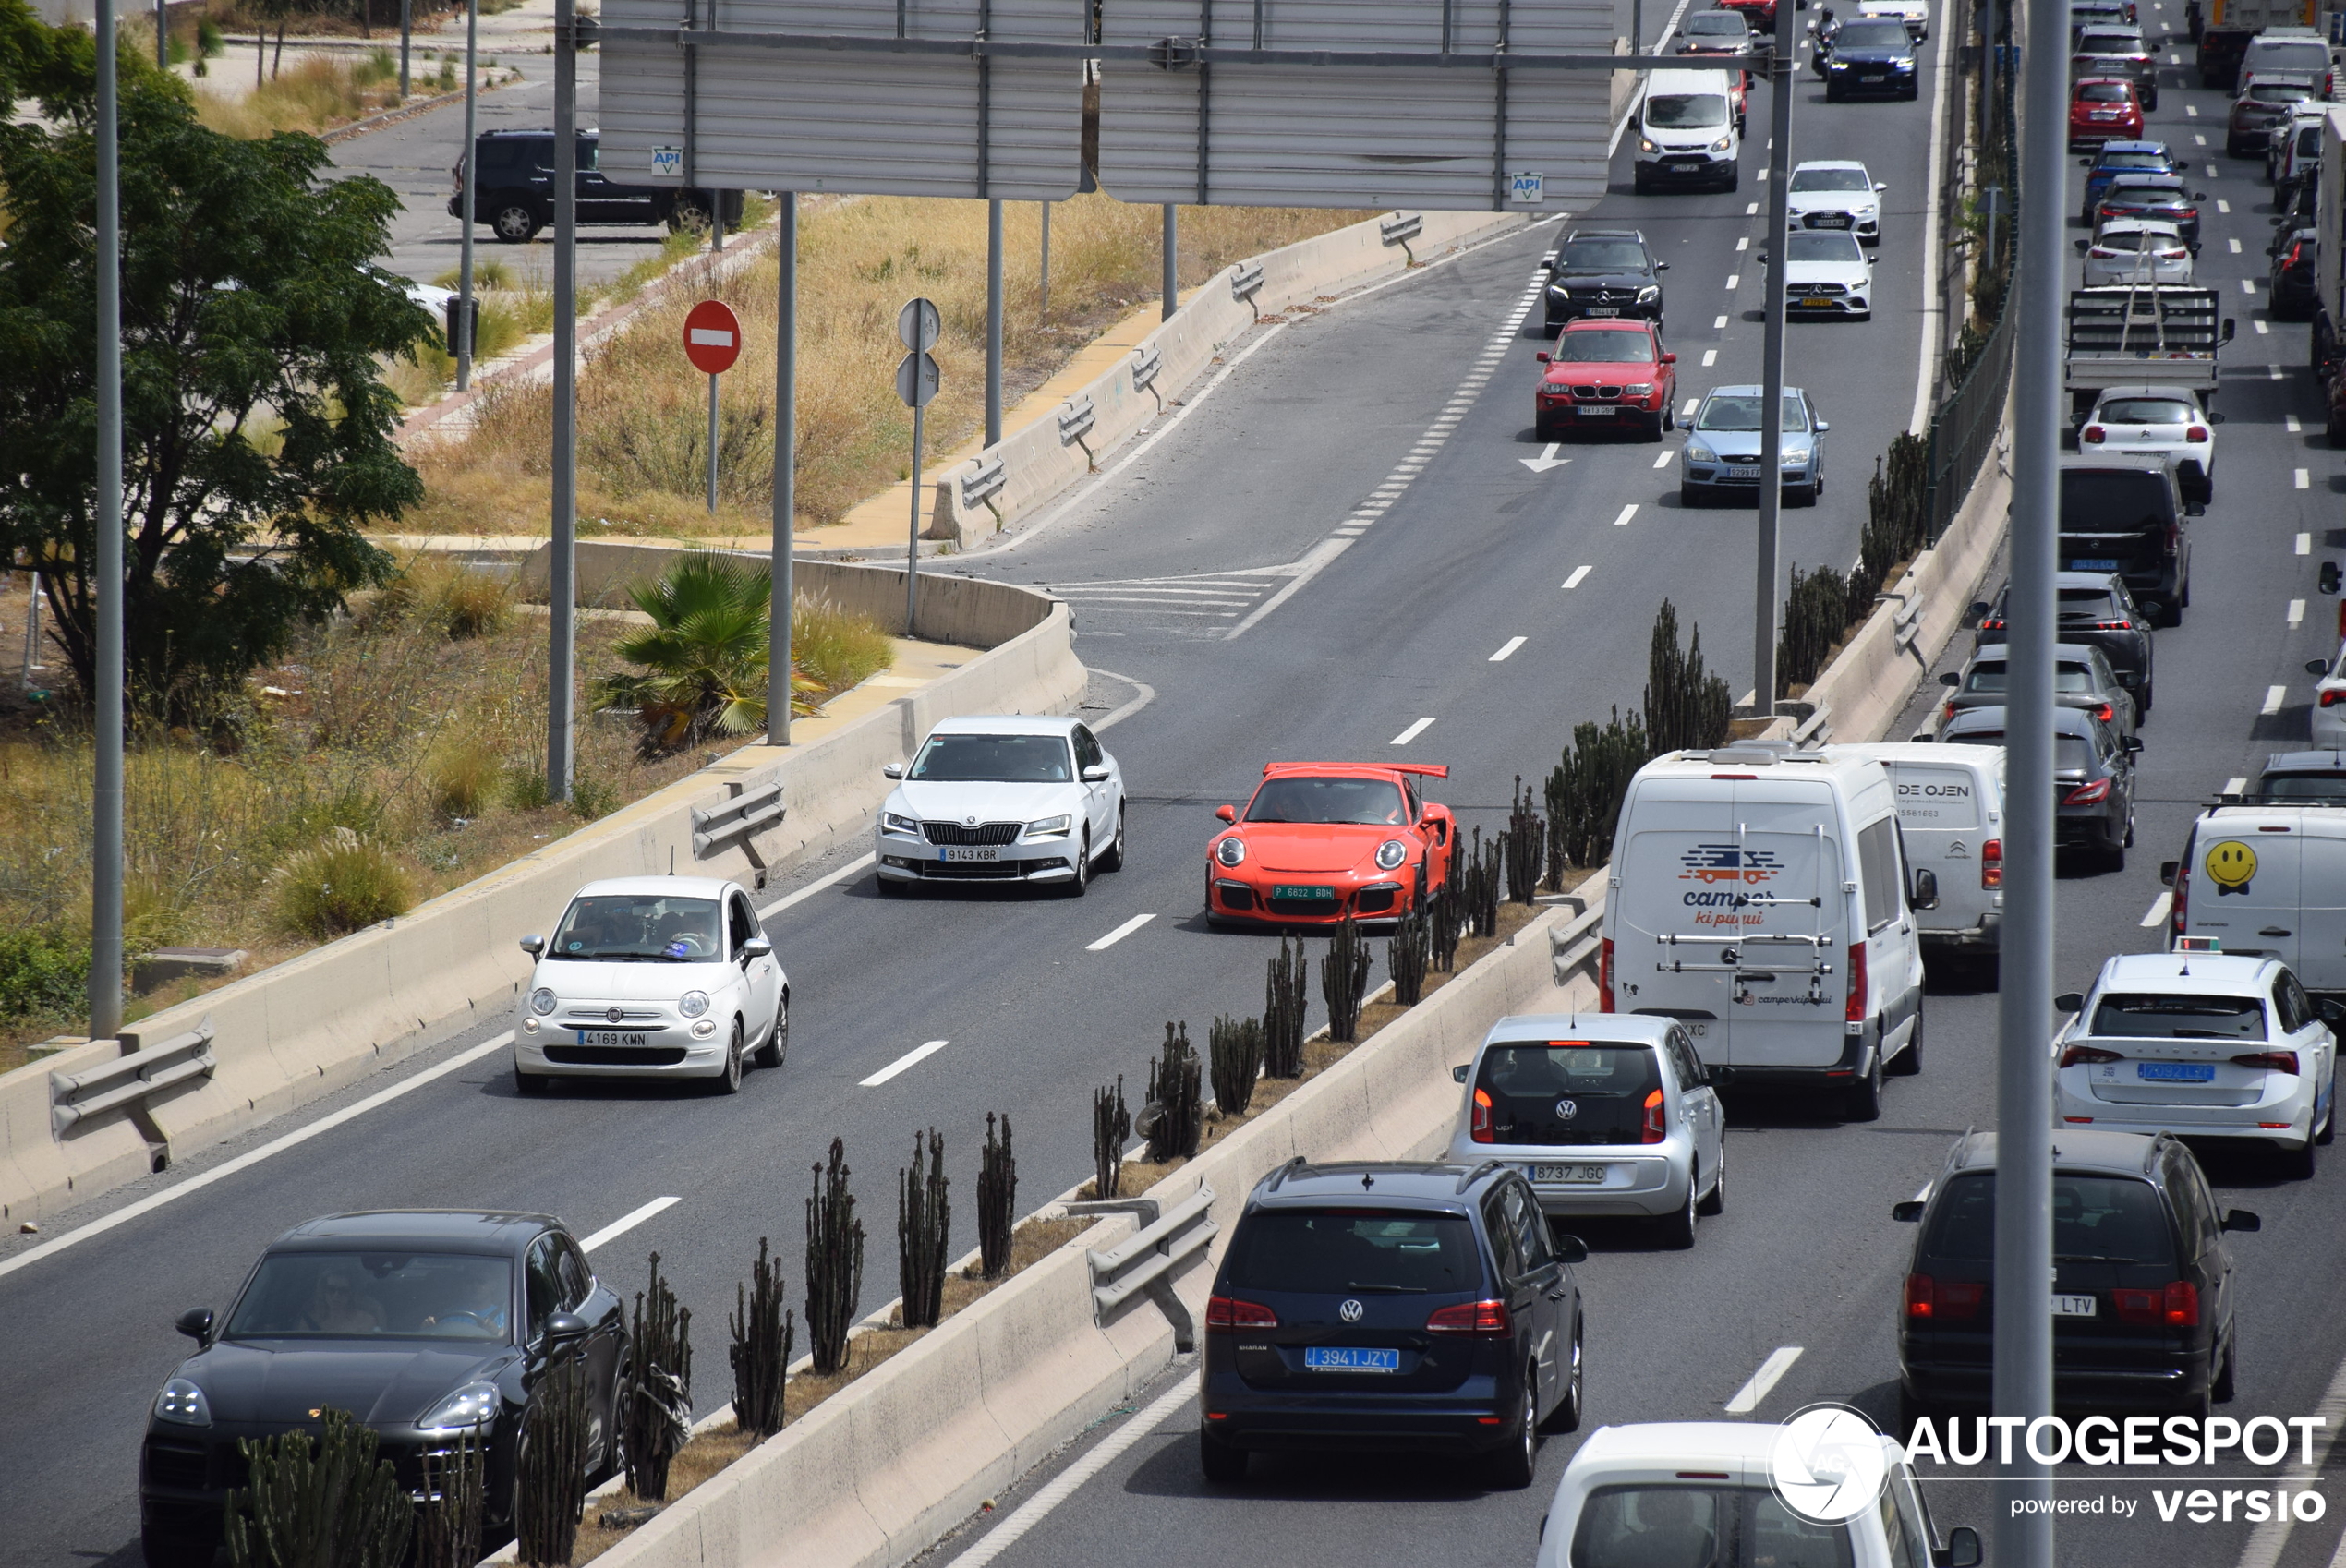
top-left (192, 51), bottom-right (405, 139)
top-left (405, 194), bottom-right (1370, 538)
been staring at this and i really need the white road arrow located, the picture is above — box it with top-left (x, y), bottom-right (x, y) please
top-left (1520, 442), bottom-right (1572, 474)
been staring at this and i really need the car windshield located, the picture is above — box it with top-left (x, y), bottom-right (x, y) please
top-left (1646, 91), bottom-right (1729, 128)
top-left (2060, 468), bottom-right (2170, 526)
top-left (2078, 81), bottom-right (2134, 103)
top-left (550, 894), bottom-right (720, 961)
top-left (1699, 393), bottom-right (1810, 432)
top-left (1554, 331), bottom-right (1657, 363)
top-left (225, 1252), bottom-right (514, 1341)
top-left (2258, 771), bottom-right (2346, 802)
top-left (2098, 398), bottom-right (2191, 425)
top-left (2079, 30), bottom-right (2143, 50)
top-left (1221, 1210), bottom-right (1480, 1295)
top-left (1787, 232), bottom-right (1864, 264)
top-left (1962, 661), bottom-right (2098, 694)
top-left (2056, 588), bottom-right (2125, 617)
top-left (1925, 1172), bottom-right (2175, 1265)
top-left (1475, 1043), bottom-right (1665, 1147)
top-left (1836, 20), bottom-right (1911, 46)
top-left (2249, 43), bottom-right (2328, 70)
top-left (2249, 81), bottom-right (2316, 103)
top-left (1245, 777), bottom-right (1409, 825)
top-left (1686, 13), bottom-right (1747, 31)
top-left (2107, 181), bottom-right (2188, 203)
top-left (910, 732), bottom-right (1072, 782)
top-left (2090, 992), bottom-right (2267, 1039)
top-left (1572, 1486), bottom-right (1855, 1568)
top-left (1791, 167), bottom-right (1871, 192)
top-left (1560, 238), bottom-right (1650, 271)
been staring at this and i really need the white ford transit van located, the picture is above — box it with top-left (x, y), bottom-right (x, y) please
top-left (2164, 806), bottom-right (2346, 997)
top-left (1600, 742), bottom-right (1929, 1118)
top-left (1633, 68), bottom-right (1743, 194)
top-left (1830, 742), bottom-right (2006, 971)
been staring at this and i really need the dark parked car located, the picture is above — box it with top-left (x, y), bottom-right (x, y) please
top-left (2090, 172), bottom-right (2206, 249)
top-left (1939, 704), bottom-right (2141, 868)
top-left (1815, 18), bottom-right (1921, 98)
top-left (2271, 227), bottom-right (2320, 322)
top-left (1200, 1159), bottom-right (1584, 1488)
top-left (2059, 457), bottom-right (2196, 625)
top-left (140, 1212), bottom-right (628, 1567)
top-left (1973, 571), bottom-right (2156, 710)
top-left (1543, 228), bottom-right (1668, 330)
top-left (449, 128), bottom-right (743, 244)
top-left (1894, 1129), bottom-right (2258, 1423)
top-left (1941, 641), bottom-right (2139, 741)
top-left (2078, 139), bottom-right (2179, 223)
top-left (2250, 749), bottom-right (2346, 802)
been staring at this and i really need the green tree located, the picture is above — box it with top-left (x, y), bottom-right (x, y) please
top-left (0, 5), bottom-right (431, 719)
top-left (594, 553), bottom-right (816, 754)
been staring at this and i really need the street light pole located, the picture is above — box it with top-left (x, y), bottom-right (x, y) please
top-left (92, 0), bottom-right (126, 1043)
top-left (768, 194), bottom-right (797, 744)
top-left (1750, 2), bottom-right (1795, 717)
top-left (986, 199), bottom-right (1004, 447)
top-left (398, 0), bottom-right (411, 97)
top-left (1161, 203), bottom-right (1178, 320)
top-left (547, 0), bottom-right (578, 802)
top-left (455, 0), bottom-right (478, 390)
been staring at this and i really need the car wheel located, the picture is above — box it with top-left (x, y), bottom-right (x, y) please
top-left (1534, 415), bottom-right (1556, 442)
top-left (753, 991), bottom-right (788, 1068)
top-left (667, 195), bottom-right (714, 234)
top-left (516, 1066), bottom-right (550, 1095)
top-left (2146, 89), bottom-right (2159, 110)
top-left (1643, 416), bottom-right (1665, 444)
top-left (2212, 1334), bottom-right (2239, 1404)
top-left (2138, 682), bottom-right (2154, 715)
top-left (1889, 1003), bottom-right (1923, 1076)
top-left (1664, 404), bottom-right (1675, 432)
top-left (1698, 1140), bottom-right (1727, 1215)
top-left (1634, 167), bottom-right (1652, 195)
top-left (1658, 1175), bottom-right (1699, 1249)
top-left (1679, 482), bottom-right (1705, 508)
top-left (2329, 406), bottom-right (2346, 447)
top-left (1062, 831), bottom-right (1092, 897)
top-left (1787, 483), bottom-right (1817, 508)
top-left (2124, 812), bottom-right (2136, 850)
top-left (2226, 136), bottom-right (2248, 159)
top-left (1100, 803), bottom-right (1127, 873)
top-left (710, 1019), bottom-right (744, 1095)
top-left (1723, 166), bottom-right (1740, 193)
top-left (593, 1358), bottom-right (631, 1484)
top-left (2101, 828), bottom-right (2129, 874)
top-left (490, 202), bottom-right (540, 243)
top-left (2318, 1072), bottom-right (2336, 1145)
top-left (1489, 1369), bottom-right (1541, 1489)
top-left (1200, 1428), bottom-right (1249, 1483)
top-left (1539, 1321), bottom-right (1585, 1434)
top-left (2280, 1130), bottom-right (2318, 1180)
top-left (1845, 1046), bottom-right (1885, 1122)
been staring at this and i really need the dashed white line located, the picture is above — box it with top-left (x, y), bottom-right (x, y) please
top-left (2290, 415), bottom-right (2304, 433)
top-left (581, 1196), bottom-right (682, 1253)
top-left (2185, 103), bottom-right (2199, 116)
top-left (1746, 201), bottom-right (1760, 215)
top-left (941, 1380), bottom-right (1198, 1568)
top-left (2243, 278), bottom-right (2258, 295)
top-left (2141, 892), bottom-right (2172, 929)
top-left (862, 1039), bottom-right (951, 1087)
top-left (1563, 564), bottom-right (1593, 590)
top-left (1724, 1346), bottom-right (1805, 1415)
top-left (2300, 533), bottom-right (2315, 555)
top-left (1713, 314), bottom-right (1729, 329)
top-left (1724, 273), bottom-right (1741, 290)
top-left (1654, 450), bottom-right (1675, 468)
top-left (2292, 599), bottom-right (2308, 627)
top-left (1613, 503), bottom-right (1639, 527)
top-left (2299, 469), bottom-right (2312, 489)
top-left (2218, 198), bottom-right (2231, 213)
top-left (1682, 396), bottom-right (1699, 418)
top-left (1490, 636), bottom-right (1528, 662)
top-left (1702, 349), bottom-right (1719, 366)
top-left (761, 853), bottom-right (879, 917)
top-left (1391, 717), bottom-right (1438, 746)
top-left (2257, 320), bottom-right (2272, 336)
top-left (1735, 236), bottom-right (1749, 252)
top-left (2263, 685), bottom-right (2289, 716)
top-left (2195, 132), bottom-right (2207, 145)
top-left (2229, 237), bottom-right (2243, 254)
top-left (1085, 913), bottom-right (1156, 952)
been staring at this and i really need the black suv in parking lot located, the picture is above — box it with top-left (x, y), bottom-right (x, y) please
top-left (1542, 229), bottom-right (1667, 331)
top-left (1200, 1159), bottom-right (1584, 1489)
top-left (450, 128), bottom-right (744, 243)
top-left (1894, 1129), bottom-right (2259, 1424)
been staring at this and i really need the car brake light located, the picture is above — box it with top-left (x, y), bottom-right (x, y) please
top-left (2083, 424), bottom-right (2107, 441)
top-left (2087, 247), bottom-right (2119, 259)
top-left (1905, 1273), bottom-right (1985, 1320)
top-left (1981, 838), bottom-right (2002, 888)
top-left (1426, 1298), bottom-right (1512, 1334)
top-left (2338, 598), bottom-right (2346, 641)
top-left (1599, 937), bottom-right (1615, 1010)
top-left (1206, 1296), bottom-right (1278, 1331)
top-left (1944, 701), bottom-right (1958, 721)
top-left (2232, 1050), bottom-right (2302, 1074)
top-left (1472, 1086), bottom-right (1494, 1143)
top-left (2093, 703), bottom-right (2114, 723)
top-left (2066, 777), bottom-right (2112, 805)
top-left (2061, 1043), bottom-right (2124, 1067)
top-left (2091, 620), bottom-right (2133, 631)
top-left (2165, 522), bottom-right (2181, 554)
top-left (2171, 863), bottom-right (2189, 942)
top-left (1846, 941), bottom-right (1867, 1024)
top-left (2110, 1287), bottom-right (2159, 1325)
top-left (2184, 426), bottom-right (2208, 443)
top-left (2159, 247), bottom-right (2188, 260)
top-left (1642, 1088), bottom-right (1666, 1143)
top-left (1981, 618), bottom-right (2007, 632)
top-left (2322, 690), bottom-right (2343, 708)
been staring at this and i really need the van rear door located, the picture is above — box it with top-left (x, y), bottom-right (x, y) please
top-left (2293, 829), bottom-right (2346, 993)
top-left (1884, 758), bottom-right (1989, 935)
top-left (2185, 821), bottom-right (2301, 969)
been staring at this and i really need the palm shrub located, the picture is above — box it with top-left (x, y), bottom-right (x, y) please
top-left (804, 1139), bottom-right (865, 1375)
top-left (225, 1407), bottom-right (412, 1568)
top-left (623, 1252), bottom-right (693, 1502)
top-left (896, 1128), bottom-right (949, 1330)
top-left (1207, 1014), bottom-right (1264, 1116)
top-left (593, 553), bottom-right (820, 755)
top-left (727, 1237), bottom-right (794, 1439)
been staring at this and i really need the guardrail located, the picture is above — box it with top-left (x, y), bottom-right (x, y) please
top-left (1131, 343), bottom-right (1164, 399)
top-left (691, 779), bottom-right (785, 864)
top-left (52, 1019), bottom-right (214, 1136)
top-left (1381, 211), bottom-right (1424, 261)
top-left (1547, 900), bottom-right (1604, 989)
top-left (959, 452), bottom-right (1007, 511)
top-left (1230, 259), bottom-right (1266, 309)
top-left (1063, 1184), bottom-right (1217, 1352)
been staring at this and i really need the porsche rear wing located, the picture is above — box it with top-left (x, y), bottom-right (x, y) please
top-left (1262, 762), bottom-right (1451, 778)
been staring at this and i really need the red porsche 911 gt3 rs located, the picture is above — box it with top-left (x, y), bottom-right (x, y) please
top-left (1205, 762), bottom-right (1456, 927)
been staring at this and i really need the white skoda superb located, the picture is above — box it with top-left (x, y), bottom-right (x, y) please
top-left (875, 715), bottom-right (1127, 896)
top-left (514, 875), bottom-right (787, 1095)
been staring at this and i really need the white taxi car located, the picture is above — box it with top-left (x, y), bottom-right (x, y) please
top-left (2055, 952), bottom-right (2340, 1179)
top-left (876, 715), bottom-right (1127, 896)
top-left (514, 875), bottom-right (787, 1095)
top-left (2078, 385), bottom-right (2214, 502)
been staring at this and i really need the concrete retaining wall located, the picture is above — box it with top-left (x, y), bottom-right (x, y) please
top-left (0, 566), bottom-right (1082, 1226)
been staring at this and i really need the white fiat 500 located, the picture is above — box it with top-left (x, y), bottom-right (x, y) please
top-left (514, 875), bottom-right (787, 1095)
top-left (875, 715), bottom-right (1127, 896)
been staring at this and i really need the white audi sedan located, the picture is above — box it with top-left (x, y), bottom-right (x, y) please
top-left (514, 875), bottom-right (786, 1095)
top-left (1780, 230), bottom-right (1875, 320)
top-left (875, 715), bottom-right (1127, 896)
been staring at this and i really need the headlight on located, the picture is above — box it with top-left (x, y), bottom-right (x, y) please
top-left (1710, 136), bottom-right (1734, 152)
top-left (1639, 136), bottom-right (1660, 153)
top-left (418, 1381), bottom-right (501, 1433)
top-left (1686, 442), bottom-right (1716, 464)
top-left (1828, 57), bottom-right (1849, 68)
top-left (1025, 814), bottom-right (1072, 838)
top-left (1215, 837), bottom-right (1247, 868)
top-left (679, 990), bottom-right (710, 1019)
top-left (1375, 840), bottom-right (1409, 871)
top-left (529, 987), bottom-right (556, 1016)
top-left (1636, 285), bottom-right (1661, 303)
top-left (154, 1378), bottom-right (211, 1427)
top-left (883, 811), bottom-right (921, 836)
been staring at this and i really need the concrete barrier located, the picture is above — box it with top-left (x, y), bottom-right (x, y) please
top-left (0, 566), bottom-right (1083, 1227)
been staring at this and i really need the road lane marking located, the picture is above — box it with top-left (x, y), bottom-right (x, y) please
top-left (2300, 469), bottom-right (2312, 488)
top-left (2225, 777), bottom-right (2249, 795)
top-left (2290, 415), bottom-right (2304, 432)
top-left (1613, 503), bottom-right (1639, 527)
top-left (1735, 236), bottom-right (1749, 252)
top-left (1724, 1346), bottom-right (1805, 1415)
top-left (2195, 132), bottom-right (2207, 144)
top-left (1228, 537), bottom-right (1356, 640)
top-left (2292, 600), bottom-right (2307, 627)
top-left (1391, 717), bottom-right (1437, 745)
top-left (2233, 1344), bottom-right (2346, 1568)
top-left (863, 1040), bottom-right (950, 1087)
top-left (2185, 103), bottom-right (2198, 115)
top-left (0, 1031), bottom-right (519, 1282)
top-left (1682, 397), bottom-right (1699, 418)
top-left (2230, 237), bottom-right (2243, 254)
top-left (1724, 272), bottom-right (1740, 290)
top-left (2264, 685), bottom-right (2289, 715)
top-left (1654, 450), bottom-right (1675, 468)
top-left (1703, 349), bottom-right (1719, 366)
top-left (1713, 314), bottom-right (1728, 329)
top-left (758, 853), bottom-right (878, 918)
top-left (1563, 565), bottom-right (1593, 589)
top-left (2243, 278), bottom-right (2257, 294)
top-left (581, 1196), bottom-right (681, 1253)
top-left (1910, 0), bottom-right (1955, 434)
top-left (2300, 533), bottom-right (2314, 555)
top-left (1491, 636), bottom-right (1528, 662)
top-left (2141, 892), bottom-right (2172, 928)
top-left (1522, 441), bottom-right (1572, 474)
top-left (1086, 913), bottom-right (1156, 952)
top-left (941, 1378), bottom-right (1199, 1568)
top-left (2257, 320), bottom-right (2271, 335)
top-left (2218, 198), bottom-right (2231, 213)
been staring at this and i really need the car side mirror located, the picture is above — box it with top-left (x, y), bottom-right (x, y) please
top-left (1082, 765), bottom-right (1110, 782)
top-left (1939, 670), bottom-right (1961, 686)
top-left (1662, 352), bottom-right (1678, 364)
top-left (1655, 259), bottom-right (1671, 270)
top-left (1757, 251), bottom-right (1770, 265)
top-left (2221, 1209), bottom-right (2263, 1233)
top-left (2321, 561), bottom-right (2341, 595)
top-left (175, 1307), bottom-right (215, 1348)
top-left (544, 1310), bottom-right (592, 1349)
top-left (2159, 860), bottom-right (2179, 887)
top-left (883, 763), bottom-right (904, 779)
top-left (2055, 992), bottom-right (2086, 1013)
top-left (2195, 191), bottom-right (2207, 200)
top-left (1892, 1200), bottom-right (1926, 1222)
top-left (1215, 804), bottom-right (1238, 824)
top-left (740, 934), bottom-right (773, 959)
top-left (2184, 501), bottom-right (2206, 517)
top-left (520, 934), bottom-right (545, 958)
top-left (1909, 868), bottom-right (1939, 911)
top-left (2321, 998), bottom-right (2346, 1027)
top-left (1815, 419), bottom-right (1830, 432)
top-left (1535, 351), bottom-right (1552, 363)
top-left (1938, 1526), bottom-right (1984, 1568)
top-left (1553, 1233), bottom-right (1590, 1264)
top-left (2222, 318), bottom-right (2237, 343)
top-left (2124, 735), bottom-right (2144, 754)
top-left (1453, 1063), bottom-right (1470, 1082)
top-left (2311, 659), bottom-right (2334, 676)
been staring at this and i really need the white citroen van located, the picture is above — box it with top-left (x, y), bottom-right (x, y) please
top-left (2164, 806), bottom-right (2346, 997)
top-left (1830, 742), bottom-right (2007, 972)
top-left (1633, 68), bottom-right (1743, 194)
top-left (1600, 742), bottom-right (1929, 1119)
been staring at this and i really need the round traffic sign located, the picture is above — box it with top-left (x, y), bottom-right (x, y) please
top-left (897, 296), bottom-right (941, 353)
top-left (895, 351), bottom-right (940, 409)
top-left (683, 299), bottom-right (743, 375)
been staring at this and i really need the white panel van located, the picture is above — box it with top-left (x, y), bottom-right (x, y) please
top-left (1633, 68), bottom-right (1743, 194)
top-left (2164, 806), bottom-right (2346, 997)
top-left (1600, 742), bottom-right (1930, 1119)
top-left (1830, 743), bottom-right (2007, 972)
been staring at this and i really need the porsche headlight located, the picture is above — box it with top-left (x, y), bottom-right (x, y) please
top-left (1686, 441), bottom-right (1716, 464)
top-left (154, 1378), bottom-right (211, 1427)
top-left (419, 1381), bottom-right (502, 1433)
top-left (1215, 837), bottom-right (1247, 867)
top-left (1025, 814), bottom-right (1072, 838)
top-left (1375, 840), bottom-right (1409, 871)
top-left (529, 987), bottom-right (557, 1016)
top-left (883, 811), bottom-right (921, 836)
top-left (679, 990), bottom-right (710, 1019)
top-left (1710, 135), bottom-right (1734, 152)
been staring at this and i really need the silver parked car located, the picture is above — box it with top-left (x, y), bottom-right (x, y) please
top-left (876, 715), bottom-right (1127, 895)
top-left (1446, 1014), bottom-right (1725, 1248)
top-left (1678, 384), bottom-right (1829, 506)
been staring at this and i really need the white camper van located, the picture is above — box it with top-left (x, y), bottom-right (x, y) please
top-left (2164, 805), bottom-right (2346, 997)
top-left (1600, 742), bottom-right (1930, 1118)
top-left (1830, 742), bottom-right (2007, 970)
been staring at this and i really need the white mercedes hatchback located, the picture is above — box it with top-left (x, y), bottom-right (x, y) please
top-left (514, 875), bottom-right (786, 1095)
top-left (875, 715), bottom-right (1127, 895)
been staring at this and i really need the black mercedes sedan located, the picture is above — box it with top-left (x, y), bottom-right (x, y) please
top-left (139, 1211), bottom-right (629, 1568)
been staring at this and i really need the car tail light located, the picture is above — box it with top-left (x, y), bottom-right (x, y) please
top-left (1642, 1088), bottom-right (1666, 1143)
top-left (1944, 701), bottom-right (1958, 721)
top-left (2232, 1050), bottom-right (2301, 1074)
top-left (2090, 620), bottom-right (2133, 631)
top-left (1206, 1296), bottom-right (1278, 1332)
top-left (2092, 703), bottom-right (2114, 724)
top-left (2159, 247), bottom-right (2188, 260)
top-left (2061, 1043), bottom-right (2123, 1067)
top-left (2083, 424), bottom-right (2108, 442)
top-left (2338, 597), bottom-right (2346, 641)
top-left (1846, 941), bottom-right (1867, 1024)
top-left (1980, 617), bottom-right (2008, 632)
top-left (2066, 777), bottom-right (2112, 805)
top-left (1472, 1087), bottom-right (1494, 1143)
top-left (2165, 522), bottom-right (2181, 555)
top-left (2087, 246), bottom-right (2119, 259)
top-left (2171, 863), bottom-right (2189, 943)
top-left (1599, 937), bottom-right (1615, 1010)
top-left (1905, 1274), bottom-right (1986, 1321)
top-left (2113, 1282), bottom-right (2199, 1327)
top-left (1426, 1298), bottom-right (1512, 1335)
top-left (1981, 838), bottom-right (2002, 888)
top-left (2321, 690), bottom-right (2343, 708)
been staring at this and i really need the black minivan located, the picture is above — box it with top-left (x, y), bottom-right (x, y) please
top-left (1200, 1159), bottom-right (1584, 1489)
top-left (449, 128), bottom-right (744, 244)
top-left (1894, 1129), bottom-right (2260, 1425)
top-left (2058, 458), bottom-right (2196, 626)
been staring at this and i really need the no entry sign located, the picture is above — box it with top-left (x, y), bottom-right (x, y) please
top-left (683, 300), bottom-right (743, 375)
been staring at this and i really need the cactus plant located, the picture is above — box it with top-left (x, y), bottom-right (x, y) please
top-left (897, 1128), bottom-right (949, 1330)
top-left (727, 1237), bottom-right (794, 1439)
top-left (1504, 775), bottom-right (1546, 904)
top-left (1207, 1013), bottom-right (1264, 1116)
top-left (1644, 601), bottom-right (1735, 753)
top-left (1778, 562), bottom-right (1851, 697)
top-left (623, 1252), bottom-right (693, 1502)
top-left (1388, 907), bottom-right (1430, 1005)
top-left (1092, 1076), bottom-right (1131, 1200)
top-left (516, 1355), bottom-right (588, 1568)
top-left (224, 1407), bottom-right (413, 1568)
top-left (805, 1138), bottom-right (865, 1376)
top-left (415, 1431), bottom-right (484, 1568)
top-left (1263, 935), bottom-right (1311, 1077)
top-left (1322, 912), bottom-right (1373, 1043)
top-left (977, 1113), bottom-right (1016, 1280)
top-left (1142, 1021), bottom-right (1203, 1161)
top-left (1427, 881), bottom-right (1463, 972)
top-left (1545, 706), bottom-right (1651, 871)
